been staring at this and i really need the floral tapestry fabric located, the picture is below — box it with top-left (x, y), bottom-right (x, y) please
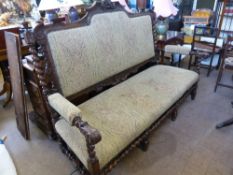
top-left (47, 11), bottom-right (155, 97)
top-left (55, 65), bottom-right (199, 169)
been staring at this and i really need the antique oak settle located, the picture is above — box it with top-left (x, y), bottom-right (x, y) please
top-left (25, 1), bottom-right (199, 175)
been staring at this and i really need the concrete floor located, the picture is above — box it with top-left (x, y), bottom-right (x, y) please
top-left (0, 67), bottom-right (233, 175)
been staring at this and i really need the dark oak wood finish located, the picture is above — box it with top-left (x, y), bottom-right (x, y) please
top-left (25, 1), bottom-right (198, 175)
top-left (155, 31), bottom-right (184, 64)
top-left (22, 58), bottom-right (55, 139)
top-left (4, 32), bottom-right (30, 140)
top-left (214, 35), bottom-right (233, 91)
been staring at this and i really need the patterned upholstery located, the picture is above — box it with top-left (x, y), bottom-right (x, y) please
top-left (48, 93), bottom-right (82, 125)
top-left (225, 57), bottom-right (233, 67)
top-left (164, 44), bottom-right (191, 55)
top-left (55, 65), bottom-right (199, 169)
top-left (47, 11), bottom-right (155, 97)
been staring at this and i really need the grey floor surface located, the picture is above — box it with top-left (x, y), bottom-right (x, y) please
top-left (0, 67), bottom-right (233, 175)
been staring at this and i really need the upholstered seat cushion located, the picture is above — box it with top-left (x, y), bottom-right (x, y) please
top-left (55, 65), bottom-right (198, 169)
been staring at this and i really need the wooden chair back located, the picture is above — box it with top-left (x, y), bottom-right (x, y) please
top-left (214, 35), bottom-right (233, 92)
top-left (190, 26), bottom-right (220, 76)
top-left (191, 26), bottom-right (219, 54)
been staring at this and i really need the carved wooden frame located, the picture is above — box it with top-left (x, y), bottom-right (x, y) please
top-left (26, 1), bottom-right (198, 175)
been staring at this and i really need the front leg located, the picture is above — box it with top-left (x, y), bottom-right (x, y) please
top-left (170, 108), bottom-right (178, 121)
top-left (137, 138), bottom-right (150, 152)
top-left (191, 85), bottom-right (197, 100)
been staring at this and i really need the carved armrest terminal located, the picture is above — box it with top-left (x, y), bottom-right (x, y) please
top-left (48, 93), bottom-right (102, 173)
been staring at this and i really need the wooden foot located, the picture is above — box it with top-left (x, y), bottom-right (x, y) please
top-left (194, 56), bottom-right (201, 74)
top-left (191, 87), bottom-right (197, 100)
top-left (137, 138), bottom-right (149, 152)
top-left (170, 109), bottom-right (178, 121)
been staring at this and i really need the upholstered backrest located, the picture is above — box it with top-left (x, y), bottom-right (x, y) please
top-left (47, 11), bottom-right (155, 97)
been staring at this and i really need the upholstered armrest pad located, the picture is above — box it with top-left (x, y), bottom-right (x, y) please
top-left (165, 45), bottom-right (191, 55)
top-left (48, 93), bottom-right (82, 125)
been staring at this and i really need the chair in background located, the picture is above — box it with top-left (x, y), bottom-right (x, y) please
top-left (188, 26), bottom-right (222, 76)
top-left (214, 35), bottom-right (233, 92)
top-left (164, 44), bottom-right (191, 67)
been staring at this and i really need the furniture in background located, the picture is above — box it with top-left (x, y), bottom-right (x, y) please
top-left (4, 32), bottom-right (30, 140)
top-left (0, 25), bottom-right (30, 107)
top-left (3, 30), bottom-right (55, 139)
top-left (215, 35), bottom-right (233, 91)
top-left (183, 9), bottom-right (213, 26)
top-left (0, 26), bottom-right (19, 107)
top-left (164, 44), bottom-right (191, 67)
top-left (156, 31), bottom-right (184, 64)
top-left (216, 102), bottom-right (233, 129)
top-left (215, 0), bottom-right (233, 36)
top-left (188, 26), bottom-right (221, 76)
top-left (26, 2), bottom-right (199, 174)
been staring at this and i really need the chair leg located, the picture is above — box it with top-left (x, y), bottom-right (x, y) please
top-left (170, 54), bottom-right (174, 66)
top-left (188, 55), bottom-right (192, 70)
top-left (191, 86), bottom-right (197, 100)
top-left (178, 54), bottom-right (182, 67)
top-left (214, 63), bottom-right (224, 92)
top-left (194, 56), bottom-right (201, 74)
top-left (216, 53), bottom-right (222, 70)
top-left (160, 50), bottom-right (165, 64)
top-left (207, 55), bottom-right (214, 77)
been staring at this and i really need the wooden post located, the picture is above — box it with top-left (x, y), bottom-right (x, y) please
top-left (218, 0), bottom-right (228, 36)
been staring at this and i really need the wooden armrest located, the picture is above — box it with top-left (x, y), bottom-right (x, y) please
top-left (73, 116), bottom-right (102, 145)
top-left (48, 93), bottom-right (101, 144)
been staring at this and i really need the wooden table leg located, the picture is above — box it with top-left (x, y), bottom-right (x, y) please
top-left (0, 61), bottom-right (12, 107)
